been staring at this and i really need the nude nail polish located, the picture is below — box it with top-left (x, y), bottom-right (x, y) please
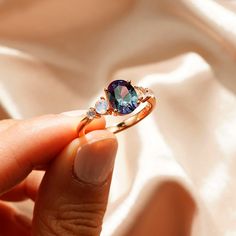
top-left (73, 131), bottom-right (117, 184)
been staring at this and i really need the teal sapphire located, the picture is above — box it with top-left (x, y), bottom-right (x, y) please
top-left (107, 80), bottom-right (138, 114)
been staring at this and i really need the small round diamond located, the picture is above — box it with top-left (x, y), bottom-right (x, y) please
top-left (145, 88), bottom-right (153, 96)
top-left (86, 108), bottom-right (96, 119)
top-left (95, 99), bottom-right (108, 114)
top-left (136, 87), bottom-right (153, 100)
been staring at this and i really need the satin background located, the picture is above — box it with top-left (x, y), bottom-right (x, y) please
top-left (0, 0), bottom-right (236, 235)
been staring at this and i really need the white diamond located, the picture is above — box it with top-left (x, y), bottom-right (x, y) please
top-left (95, 99), bottom-right (108, 115)
top-left (86, 108), bottom-right (96, 119)
top-left (144, 88), bottom-right (153, 98)
top-left (135, 87), bottom-right (153, 101)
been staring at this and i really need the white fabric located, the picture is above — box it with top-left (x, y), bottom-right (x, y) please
top-left (0, 1), bottom-right (236, 235)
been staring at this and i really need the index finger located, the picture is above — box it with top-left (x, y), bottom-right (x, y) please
top-left (0, 112), bottom-right (105, 195)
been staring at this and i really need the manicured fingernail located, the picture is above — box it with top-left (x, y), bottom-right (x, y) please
top-left (73, 130), bottom-right (118, 184)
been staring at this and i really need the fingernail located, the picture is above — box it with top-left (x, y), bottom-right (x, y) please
top-left (73, 130), bottom-right (118, 184)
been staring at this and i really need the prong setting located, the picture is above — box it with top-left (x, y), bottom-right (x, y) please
top-left (86, 107), bottom-right (98, 119)
top-left (86, 80), bottom-right (154, 119)
top-left (79, 80), bottom-right (156, 137)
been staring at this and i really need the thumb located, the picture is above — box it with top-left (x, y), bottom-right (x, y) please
top-left (32, 130), bottom-right (118, 236)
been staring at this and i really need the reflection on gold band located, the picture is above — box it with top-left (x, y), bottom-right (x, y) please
top-left (77, 94), bottom-right (156, 137)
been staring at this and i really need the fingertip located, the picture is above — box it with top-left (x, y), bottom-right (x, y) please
top-left (86, 117), bottom-right (106, 133)
top-left (33, 129), bottom-right (118, 235)
top-left (73, 130), bottom-right (118, 184)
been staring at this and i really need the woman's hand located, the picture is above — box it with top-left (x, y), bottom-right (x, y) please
top-left (0, 112), bottom-right (118, 236)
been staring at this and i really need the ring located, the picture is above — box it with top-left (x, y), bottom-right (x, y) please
top-left (77, 80), bottom-right (156, 137)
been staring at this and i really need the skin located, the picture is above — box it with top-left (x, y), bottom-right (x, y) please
top-left (0, 1), bottom-right (234, 235)
top-left (0, 113), bottom-right (118, 236)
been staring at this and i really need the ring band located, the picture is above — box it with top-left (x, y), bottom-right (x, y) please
top-left (77, 80), bottom-right (156, 137)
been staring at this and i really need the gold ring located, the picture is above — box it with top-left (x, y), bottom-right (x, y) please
top-left (77, 80), bottom-right (156, 137)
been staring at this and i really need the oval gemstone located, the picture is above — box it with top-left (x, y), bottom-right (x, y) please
top-left (107, 80), bottom-right (138, 114)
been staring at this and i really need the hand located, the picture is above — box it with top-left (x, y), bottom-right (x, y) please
top-left (0, 112), bottom-right (118, 236)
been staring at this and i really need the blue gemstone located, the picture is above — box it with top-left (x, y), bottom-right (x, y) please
top-left (107, 80), bottom-right (138, 114)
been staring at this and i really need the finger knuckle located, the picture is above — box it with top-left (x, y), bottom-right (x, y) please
top-left (39, 202), bottom-right (106, 236)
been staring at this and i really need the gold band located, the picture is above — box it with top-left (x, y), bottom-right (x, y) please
top-left (77, 88), bottom-right (156, 137)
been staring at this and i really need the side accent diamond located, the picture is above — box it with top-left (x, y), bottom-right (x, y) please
top-left (86, 108), bottom-right (96, 119)
top-left (95, 99), bottom-right (108, 114)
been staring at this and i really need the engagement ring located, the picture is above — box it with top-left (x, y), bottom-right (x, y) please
top-left (77, 80), bottom-right (156, 137)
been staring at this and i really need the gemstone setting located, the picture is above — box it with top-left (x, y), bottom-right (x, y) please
top-left (86, 108), bottom-right (96, 119)
top-left (107, 80), bottom-right (138, 115)
top-left (95, 99), bottom-right (108, 114)
top-left (136, 87), bottom-right (154, 101)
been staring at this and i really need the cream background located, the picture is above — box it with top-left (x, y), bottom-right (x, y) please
top-left (0, 0), bottom-right (236, 235)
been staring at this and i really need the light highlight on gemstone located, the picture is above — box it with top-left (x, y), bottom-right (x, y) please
top-left (95, 99), bottom-right (108, 114)
top-left (107, 80), bottom-right (138, 114)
